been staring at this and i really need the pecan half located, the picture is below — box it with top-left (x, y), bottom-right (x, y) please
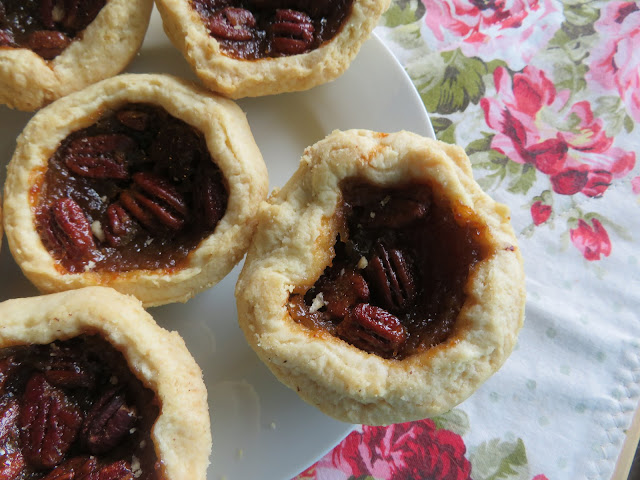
top-left (43, 198), bottom-right (97, 260)
top-left (366, 244), bottom-right (416, 312)
top-left (337, 303), bottom-right (407, 357)
top-left (96, 460), bottom-right (134, 480)
top-left (81, 389), bottom-right (137, 454)
top-left (0, 398), bottom-right (19, 444)
top-left (37, 349), bottom-right (95, 389)
top-left (0, 29), bottom-right (14, 46)
top-left (27, 30), bottom-right (72, 59)
top-left (64, 134), bottom-right (133, 180)
top-left (120, 172), bottom-right (188, 231)
top-left (208, 7), bottom-right (256, 41)
top-left (194, 167), bottom-right (227, 229)
top-left (116, 109), bottom-right (150, 132)
top-left (60, 0), bottom-right (106, 31)
top-left (0, 450), bottom-right (25, 479)
top-left (104, 203), bottom-right (137, 247)
top-left (19, 374), bottom-right (83, 469)
top-left (43, 456), bottom-right (97, 480)
top-left (0, 356), bottom-right (16, 394)
top-left (314, 267), bottom-right (370, 318)
top-left (271, 9), bottom-right (314, 55)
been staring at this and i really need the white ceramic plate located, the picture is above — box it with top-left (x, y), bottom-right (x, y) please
top-left (0, 8), bottom-right (434, 480)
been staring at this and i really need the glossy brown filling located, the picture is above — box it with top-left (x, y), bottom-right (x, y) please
top-left (288, 180), bottom-right (492, 360)
top-left (34, 103), bottom-right (228, 274)
top-left (190, 0), bottom-right (354, 59)
top-left (0, 0), bottom-right (106, 59)
top-left (0, 335), bottom-right (163, 480)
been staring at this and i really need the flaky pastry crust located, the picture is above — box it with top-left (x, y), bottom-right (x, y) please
top-left (155, 0), bottom-right (391, 98)
top-left (236, 130), bottom-right (525, 425)
top-left (0, 0), bottom-right (153, 112)
top-left (0, 287), bottom-right (211, 479)
top-left (3, 73), bottom-right (268, 307)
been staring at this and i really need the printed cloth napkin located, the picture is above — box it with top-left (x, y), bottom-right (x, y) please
top-left (294, 1), bottom-right (640, 479)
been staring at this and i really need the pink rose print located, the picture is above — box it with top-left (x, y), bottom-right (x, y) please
top-left (633, 176), bottom-right (640, 195)
top-left (480, 66), bottom-right (636, 197)
top-left (587, 2), bottom-right (640, 122)
top-left (316, 420), bottom-right (471, 480)
top-left (530, 201), bottom-right (551, 225)
top-left (570, 218), bottom-right (612, 261)
top-left (420, 0), bottom-right (562, 70)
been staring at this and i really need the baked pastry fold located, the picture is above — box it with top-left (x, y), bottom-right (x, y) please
top-left (155, 0), bottom-right (391, 98)
top-left (3, 73), bottom-right (268, 307)
top-left (0, 0), bottom-right (153, 111)
top-left (236, 129), bottom-right (525, 425)
top-left (0, 287), bottom-right (210, 479)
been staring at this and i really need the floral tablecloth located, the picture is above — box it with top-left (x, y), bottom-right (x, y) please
top-left (293, 1), bottom-right (640, 479)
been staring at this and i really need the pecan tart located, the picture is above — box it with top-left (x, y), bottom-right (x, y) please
top-left (235, 130), bottom-right (526, 425)
top-left (3, 73), bottom-right (268, 307)
top-left (0, 287), bottom-right (210, 480)
top-left (0, 0), bottom-right (153, 111)
top-left (154, 0), bottom-right (391, 98)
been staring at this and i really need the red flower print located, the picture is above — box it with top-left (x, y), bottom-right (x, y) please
top-left (420, 0), bottom-right (561, 70)
top-left (481, 66), bottom-right (636, 197)
top-left (570, 218), bottom-right (612, 261)
top-left (632, 176), bottom-right (640, 195)
top-left (320, 420), bottom-right (471, 480)
top-left (587, 2), bottom-right (640, 122)
top-left (531, 201), bottom-right (552, 225)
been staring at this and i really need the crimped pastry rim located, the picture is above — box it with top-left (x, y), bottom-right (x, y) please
top-left (155, 0), bottom-right (391, 98)
top-left (0, 0), bottom-right (154, 111)
top-left (0, 287), bottom-right (211, 480)
top-left (236, 129), bottom-right (526, 425)
top-left (3, 73), bottom-right (268, 307)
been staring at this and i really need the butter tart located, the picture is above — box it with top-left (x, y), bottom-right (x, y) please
top-left (155, 0), bottom-right (391, 98)
top-left (236, 130), bottom-right (526, 425)
top-left (0, 286), bottom-right (210, 480)
top-left (3, 73), bottom-right (268, 307)
top-left (0, 0), bottom-right (153, 111)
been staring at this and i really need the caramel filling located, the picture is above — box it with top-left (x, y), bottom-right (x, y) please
top-left (34, 103), bottom-right (229, 274)
top-left (288, 180), bottom-right (492, 360)
top-left (190, 0), bottom-right (354, 59)
top-left (0, 0), bottom-right (106, 59)
top-left (0, 335), bottom-right (164, 480)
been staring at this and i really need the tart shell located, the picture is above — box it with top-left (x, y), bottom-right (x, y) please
top-left (3, 73), bottom-right (268, 307)
top-left (0, 286), bottom-right (211, 480)
top-left (0, 0), bottom-right (154, 112)
top-left (155, 0), bottom-right (391, 98)
top-left (235, 129), bottom-right (526, 425)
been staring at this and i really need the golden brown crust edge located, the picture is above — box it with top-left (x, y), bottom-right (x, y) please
top-left (235, 129), bottom-right (526, 425)
top-left (155, 0), bottom-right (391, 98)
top-left (3, 73), bottom-right (268, 307)
top-left (0, 0), bottom-right (153, 112)
top-left (0, 287), bottom-right (211, 479)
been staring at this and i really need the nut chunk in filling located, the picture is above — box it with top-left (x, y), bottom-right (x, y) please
top-left (288, 180), bottom-right (490, 360)
top-left (0, 0), bottom-right (107, 59)
top-left (34, 103), bottom-right (229, 274)
top-left (0, 335), bottom-right (163, 480)
top-left (189, 0), bottom-right (354, 59)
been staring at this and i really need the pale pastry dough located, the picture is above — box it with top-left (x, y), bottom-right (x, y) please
top-left (235, 129), bottom-right (526, 425)
top-left (155, 0), bottom-right (391, 98)
top-left (0, 286), bottom-right (210, 480)
top-left (3, 73), bottom-right (268, 307)
top-left (0, 0), bottom-right (153, 111)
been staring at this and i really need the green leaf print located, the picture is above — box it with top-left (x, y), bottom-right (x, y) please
top-left (432, 409), bottom-right (471, 436)
top-left (382, 0), bottom-right (422, 27)
top-left (470, 438), bottom-right (529, 480)
top-left (507, 164), bottom-right (537, 195)
top-left (624, 114), bottom-right (635, 133)
top-left (561, 0), bottom-right (600, 28)
top-left (414, 50), bottom-right (487, 115)
top-left (431, 117), bottom-right (457, 143)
